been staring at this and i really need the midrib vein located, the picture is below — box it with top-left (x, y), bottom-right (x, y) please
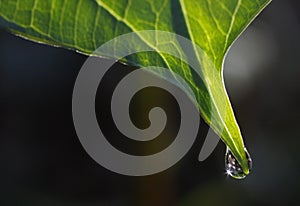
top-left (179, 0), bottom-right (240, 153)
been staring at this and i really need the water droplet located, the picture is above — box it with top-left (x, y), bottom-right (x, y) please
top-left (225, 147), bottom-right (252, 179)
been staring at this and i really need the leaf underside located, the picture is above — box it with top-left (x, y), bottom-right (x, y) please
top-left (0, 0), bottom-right (271, 173)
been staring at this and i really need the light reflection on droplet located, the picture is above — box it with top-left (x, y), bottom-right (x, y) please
top-left (225, 147), bottom-right (252, 179)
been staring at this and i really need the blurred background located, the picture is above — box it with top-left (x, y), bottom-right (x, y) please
top-left (0, 0), bottom-right (299, 205)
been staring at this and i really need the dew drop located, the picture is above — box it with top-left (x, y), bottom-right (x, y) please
top-left (225, 147), bottom-right (252, 179)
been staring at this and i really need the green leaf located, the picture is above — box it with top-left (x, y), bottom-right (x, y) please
top-left (0, 0), bottom-right (271, 174)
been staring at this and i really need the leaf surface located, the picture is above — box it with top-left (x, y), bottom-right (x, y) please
top-left (0, 0), bottom-right (271, 173)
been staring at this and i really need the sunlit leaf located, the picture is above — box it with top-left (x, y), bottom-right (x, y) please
top-left (0, 0), bottom-right (271, 174)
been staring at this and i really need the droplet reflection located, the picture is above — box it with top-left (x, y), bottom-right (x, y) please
top-left (225, 147), bottom-right (252, 179)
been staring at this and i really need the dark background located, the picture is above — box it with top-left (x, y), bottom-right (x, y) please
top-left (0, 1), bottom-right (299, 205)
